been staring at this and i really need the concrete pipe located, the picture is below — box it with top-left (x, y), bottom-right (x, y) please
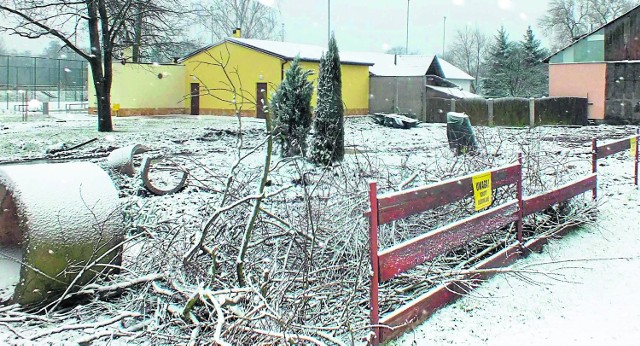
top-left (0, 162), bottom-right (124, 305)
top-left (107, 144), bottom-right (150, 177)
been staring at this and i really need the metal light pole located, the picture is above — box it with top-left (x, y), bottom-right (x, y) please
top-left (406, 0), bottom-right (410, 54)
top-left (328, 0), bottom-right (331, 42)
top-left (443, 16), bottom-right (447, 57)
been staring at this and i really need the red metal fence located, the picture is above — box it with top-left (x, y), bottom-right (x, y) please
top-left (367, 132), bottom-right (639, 345)
top-left (591, 131), bottom-right (640, 199)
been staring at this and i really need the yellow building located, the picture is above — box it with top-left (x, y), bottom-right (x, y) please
top-left (88, 62), bottom-right (185, 116)
top-left (180, 37), bottom-right (373, 117)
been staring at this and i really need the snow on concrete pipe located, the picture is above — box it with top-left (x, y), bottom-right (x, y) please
top-left (0, 162), bottom-right (124, 305)
top-left (107, 144), bottom-right (150, 177)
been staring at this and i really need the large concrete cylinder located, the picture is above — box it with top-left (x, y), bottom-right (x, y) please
top-left (0, 162), bottom-right (124, 305)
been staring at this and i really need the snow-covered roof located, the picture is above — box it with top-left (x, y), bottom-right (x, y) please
top-left (439, 59), bottom-right (474, 80)
top-left (427, 85), bottom-right (481, 99)
top-left (362, 54), bottom-right (472, 79)
top-left (342, 51), bottom-right (394, 69)
top-left (369, 65), bottom-right (431, 77)
top-left (181, 38), bottom-right (472, 79)
top-left (182, 38), bottom-right (375, 66)
top-left (362, 54), bottom-right (436, 76)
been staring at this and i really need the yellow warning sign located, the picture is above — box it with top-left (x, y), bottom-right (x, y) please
top-left (631, 137), bottom-right (637, 158)
top-left (472, 172), bottom-right (492, 211)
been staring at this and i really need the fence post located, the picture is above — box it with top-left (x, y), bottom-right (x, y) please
top-left (22, 91), bottom-right (27, 122)
top-left (451, 98), bottom-right (456, 113)
top-left (592, 138), bottom-right (598, 200)
top-left (529, 97), bottom-right (535, 127)
top-left (57, 59), bottom-right (61, 110)
top-left (634, 129), bottom-right (640, 186)
top-left (81, 61), bottom-right (86, 102)
top-left (33, 57), bottom-right (37, 100)
top-left (516, 153), bottom-right (524, 243)
top-left (5, 56), bottom-right (9, 111)
top-left (488, 98), bottom-right (494, 127)
top-left (368, 181), bottom-right (380, 346)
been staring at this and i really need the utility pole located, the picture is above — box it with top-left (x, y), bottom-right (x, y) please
top-left (443, 16), bottom-right (447, 57)
top-left (406, 0), bottom-right (410, 54)
top-left (281, 23), bottom-right (285, 42)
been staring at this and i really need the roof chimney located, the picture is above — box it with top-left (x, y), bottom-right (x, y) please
top-left (233, 28), bottom-right (241, 38)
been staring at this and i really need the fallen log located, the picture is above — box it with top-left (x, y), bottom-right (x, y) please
top-left (0, 162), bottom-right (124, 306)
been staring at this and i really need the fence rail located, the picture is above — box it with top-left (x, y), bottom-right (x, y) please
top-left (366, 132), bottom-right (640, 345)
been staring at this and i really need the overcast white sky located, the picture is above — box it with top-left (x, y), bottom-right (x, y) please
top-left (276, 0), bottom-right (552, 54)
top-left (1, 0), bottom-right (552, 56)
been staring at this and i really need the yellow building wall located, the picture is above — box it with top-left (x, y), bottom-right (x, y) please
top-left (184, 41), bottom-right (370, 117)
top-left (88, 63), bottom-right (185, 116)
top-left (183, 42), bottom-right (283, 116)
top-left (280, 61), bottom-right (370, 115)
top-left (342, 64), bottom-right (370, 115)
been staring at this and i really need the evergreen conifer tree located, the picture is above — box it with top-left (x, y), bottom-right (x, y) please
top-left (310, 33), bottom-right (344, 165)
top-left (519, 26), bottom-right (549, 97)
top-left (521, 26), bottom-right (546, 67)
top-left (270, 56), bottom-right (314, 157)
top-left (483, 26), bottom-right (513, 97)
top-left (483, 26), bottom-right (550, 97)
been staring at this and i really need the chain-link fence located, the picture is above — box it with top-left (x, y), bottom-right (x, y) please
top-left (0, 55), bottom-right (88, 112)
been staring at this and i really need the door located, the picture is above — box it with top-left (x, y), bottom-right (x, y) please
top-left (256, 82), bottom-right (268, 119)
top-left (190, 83), bottom-right (200, 115)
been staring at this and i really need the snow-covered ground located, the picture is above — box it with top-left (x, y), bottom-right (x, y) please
top-left (0, 113), bottom-right (637, 345)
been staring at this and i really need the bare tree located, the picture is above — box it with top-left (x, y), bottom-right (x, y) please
top-left (115, 0), bottom-right (197, 63)
top-left (539, 0), bottom-right (638, 51)
top-left (195, 0), bottom-right (279, 42)
top-left (0, 0), bottom-right (184, 132)
top-left (385, 46), bottom-right (419, 55)
top-left (41, 41), bottom-right (83, 60)
top-left (588, 0), bottom-right (637, 25)
top-left (446, 26), bottom-right (489, 93)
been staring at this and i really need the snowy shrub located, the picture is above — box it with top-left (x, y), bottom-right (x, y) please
top-left (270, 57), bottom-right (314, 157)
top-left (310, 33), bottom-right (345, 165)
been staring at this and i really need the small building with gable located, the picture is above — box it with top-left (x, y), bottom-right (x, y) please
top-left (365, 53), bottom-right (478, 117)
top-left (545, 4), bottom-right (640, 124)
top-left (180, 35), bottom-right (373, 117)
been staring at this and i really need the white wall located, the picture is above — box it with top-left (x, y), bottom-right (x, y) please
top-left (450, 79), bottom-right (473, 92)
